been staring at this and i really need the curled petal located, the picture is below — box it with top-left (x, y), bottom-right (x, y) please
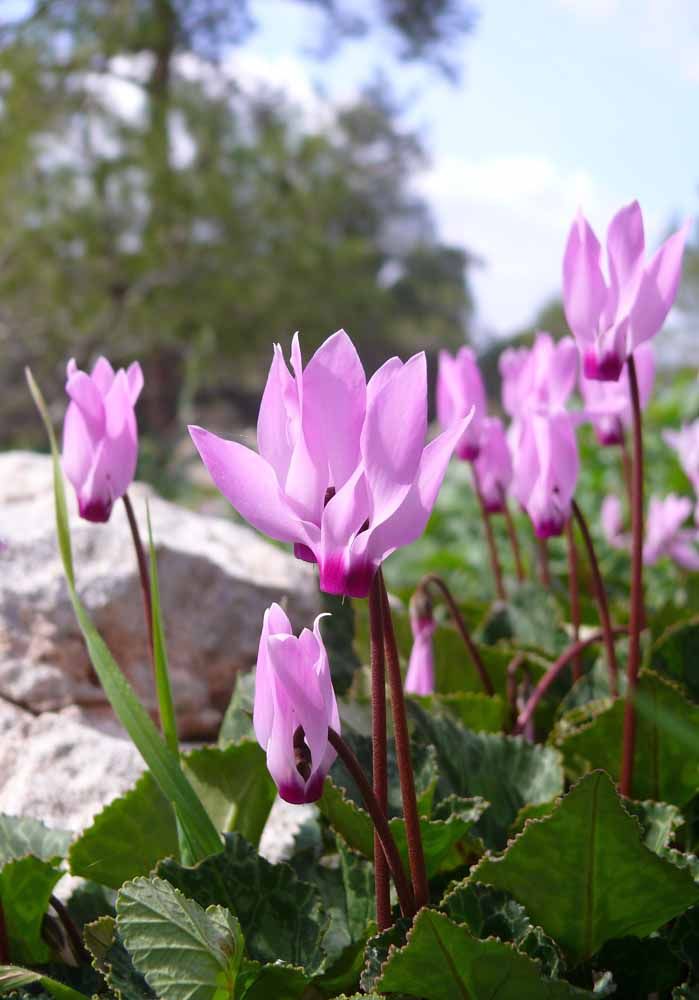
top-left (563, 212), bottom-right (607, 346)
top-left (629, 221), bottom-right (689, 348)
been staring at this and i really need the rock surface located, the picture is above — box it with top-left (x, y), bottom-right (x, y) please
top-left (0, 450), bottom-right (318, 739)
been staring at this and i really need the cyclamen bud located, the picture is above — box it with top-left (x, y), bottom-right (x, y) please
top-left (62, 356), bottom-right (143, 522)
top-left (253, 603), bottom-right (340, 804)
top-left (405, 590), bottom-right (436, 696)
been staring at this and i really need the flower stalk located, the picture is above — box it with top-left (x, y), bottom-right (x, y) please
top-left (564, 519), bottom-right (583, 682)
top-left (379, 572), bottom-right (429, 910)
top-left (514, 626), bottom-right (628, 735)
top-left (327, 727), bottom-right (416, 918)
top-left (472, 464), bottom-right (506, 600)
top-left (570, 499), bottom-right (618, 696)
top-left (368, 574), bottom-right (390, 929)
top-left (122, 492), bottom-right (154, 660)
top-left (503, 504), bottom-right (526, 582)
top-left (620, 354), bottom-right (645, 796)
top-left (420, 574), bottom-right (494, 695)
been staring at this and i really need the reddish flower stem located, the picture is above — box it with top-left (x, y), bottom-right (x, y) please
top-left (420, 573), bottom-right (494, 695)
top-left (619, 428), bottom-right (633, 506)
top-left (620, 355), bottom-right (645, 797)
top-left (122, 492), bottom-right (154, 660)
top-left (368, 575), bottom-right (390, 930)
top-left (379, 572), bottom-right (429, 911)
top-left (536, 536), bottom-right (552, 588)
top-left (503, 503), bottom-right (526, 582)
top-left (513, 626), bottom-right (628, 735)
top-left (327, 727), bottom-right (415, 918)
top-left (564, 519), bottom-right (583, 682)
top-left (570, 500), bottom-right (618, 697)
top-left (471, 464), bottom-right (506, 600)
top-left (50, 893), bottom-right (90, 964)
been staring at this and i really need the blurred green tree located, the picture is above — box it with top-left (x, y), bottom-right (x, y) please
top-left (0, 0), bottom-right (476, 442)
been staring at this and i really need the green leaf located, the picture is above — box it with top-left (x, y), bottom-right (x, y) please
top-left (234, 960), bottom-right (309, 1000)
top-left (156, 833), bottom-right (328, 974)
top-left (0, 815), bottom-right (71, 866)
top-left (320, 592), bottom-right (361, 697)
top-left (408, 700), bottom-right (564, 849)
top-left (182, 742), bottom-right (276, 848)
top-left (69, 770), bottom-right (179, 890)
top-left (377, 909), bottom-right (590, 999)
top-left (116, 876), bottom-right (244, 1000)
top-left (667, 903), bottom-right (699, 979)
top-left (471, 771), bottom-right (699, 964)
top-left (27, 369), bottom-right (222, 864)
top-left (594, 936), bottom-right (682, 997)
top-left (556, 670), bottom-right (699, 806)
top-left (623, 798), bottom-right (684, 853)
top-left (146, 504), bottom-right (179, 755)
top-left (360, 918), bottom-right (411, 994)
top-left (0, 856), bottom-right (63, 963)
top-left (318, 779), bottom-right (486, 877)
top-left (653, 615), bottom-right (699, 702)
top-left (65, 880), bottom-right (115, 930)
top-left (409, 692), bottom-right (508, 733)
top-left (480, 582), bottom-right (569, 658)
top-left (0, 966), bottom-right (87, 1000)
top-left (218, 672), bottom-right (255, 746)
top-left (84, 915), bottom-right (155, 1000)
top-left (441, 882), bottom-right (565, 978)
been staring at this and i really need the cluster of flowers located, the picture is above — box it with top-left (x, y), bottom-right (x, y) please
top-left (58, 200), bottom-right (691, 808)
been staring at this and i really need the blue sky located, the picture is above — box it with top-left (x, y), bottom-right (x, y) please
top-left (242, 0), bottom-right (698, 338)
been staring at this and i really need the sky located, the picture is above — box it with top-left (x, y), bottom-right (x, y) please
top-left (239, 0), bottom-right (699, 340)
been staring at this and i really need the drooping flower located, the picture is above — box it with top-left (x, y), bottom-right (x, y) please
top-left (563, 201), bottom-right (688, 381)
top-left (644, 495), bottom-right (699, 570)
top-left (499, 332), bottom-right (578, 420)
top-left (512, 412), bottom-right (579, 538)
top-left (601, 493), bottom-right (699, 570)
top-left (436, 347), bottom-right (486, 460)
top-left (664, 420), bottom-right (699, 495)
top-left (189, 330), bottom-right (471, 598)
top-left (253, 603), bottom-right (340, 804)
top-left (472, 417), bottom-right (512, 514)
top-left (580, 343), bottom-right (655, 446)
top-left (405, 590), bottom-right (436, 696)
top-left (62, 356), bottom-right (143, 523)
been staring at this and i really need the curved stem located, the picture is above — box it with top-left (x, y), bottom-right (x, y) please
top-left (619, 428), bottom-right (633, 507)
top-left (379, 572), bottom-right (429, 910)
top-left (513, 626), bottom-right (628, 734)
top-left (420, 574), bottom-right (494, 695)
top-left (327, 727), bottom-right (415, 918)
top-left (471, 465), bottom-right (506, 600)
top-left (620, 355), bottom-right (645, 797)
top-left (536, 536), bottom-right (552, 588)
top-left (50, 893), bottom-right (90, 964)
top-left (122, 492), bottom-right (154, 659)
top-left (565, 519), bottom-right (583, 682)
top-left (506, 652), bottom-right (526, 727)
top-left (368, 575), bottom-right (390, 930)
top-left (503, 503), bottom-right (526, 582)
top-left (570, 500), bottom-right (618, 696)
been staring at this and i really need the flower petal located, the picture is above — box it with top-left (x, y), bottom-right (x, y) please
top-left (91, 357), bottom-right (115, 395)
top-left (189, 425), bottom-right (316, 546)
top-left (563, 211), bottom-right (607, 346)
top-left (605, 200), bottom-right (645, 319)
top-left (630, 221), bottom-right (689, 348)
top-left (257, 344), bottom-right (297, 484)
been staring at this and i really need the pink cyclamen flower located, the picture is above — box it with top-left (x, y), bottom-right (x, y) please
top-left (254, 603), bottom-right (340, 804)
top-left (62, 356), bottom-right (143, 523)
top-left (513, 412), bottom-right (579, 538)
top-left (436, 347), bottom-right (486, 460)
top-left (580, 342), bottom-right (655, 446)
top-left (602, 493), bottom-right (699, 570)
top-left (473, 417), bottom-right (512, 514)
top-left (499, 332), bottom-right (578, 420)
top-left (664, 420), bottom-right (699, 495)
top-left (405, 591), bottom-right (436, 696)
top-left (563, 200), bottom-right (688, 381)
top-left (189, 330), bottom-right (471, 598)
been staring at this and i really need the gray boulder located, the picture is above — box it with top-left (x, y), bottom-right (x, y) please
top-left (0, 451), bottom-right (318, 739)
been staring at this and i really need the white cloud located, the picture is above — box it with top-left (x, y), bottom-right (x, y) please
top-left (415, 154), bottom-right (652, 337)
top-left (556, 0), bottom-right (620, 21)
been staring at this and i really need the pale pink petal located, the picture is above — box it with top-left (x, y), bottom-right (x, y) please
top-left (102, 370), bottom-right (138, 500)
top-left (189, 425), bottom-right (316, 547)
top-left (605, 200), bottom-right (645, 318)
top-left (362, 352), bottom-right (427, 525)
top-left (126, 362), bottom-right (144, 406)
top-left (62, 403), bottom-right (96, 494)
top-left (563, 212), bottom-right (607, 346)
top-left (91, 357), bottom-right (115, 395)
top-left (300, 329), bottom-right (366, 491)
top-left (629, 222), bottom-right (689, 348)
top-left (318, 467), bottom-right (371, 595)
top-left (257, 344), bottom-right (296, 483)
top-left (283, 333), bottom-right (329, 523)
top-left (65, 369), bottom-right (104, 430)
